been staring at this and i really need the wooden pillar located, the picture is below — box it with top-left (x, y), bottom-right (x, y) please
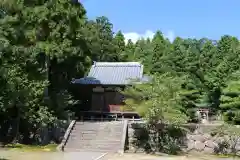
top-left (122, 114), bottom-right (124, 121)
top-left (206, 110), bottom-right (209, 121)
top-left (103, 87), bottom-right (107, 113)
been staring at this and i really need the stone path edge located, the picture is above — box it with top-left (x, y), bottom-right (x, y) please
top-left (94, 153), bottom-right (108, 160)
top-left (56, 120), bottom-right (76, 151)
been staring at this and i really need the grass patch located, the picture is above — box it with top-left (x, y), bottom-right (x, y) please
top-left (215, 153), bottom-right (240, 158)
top-left (4, 143), bottom-right (57, 152)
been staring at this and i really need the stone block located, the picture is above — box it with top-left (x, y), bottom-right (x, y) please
top-left (191, 134), bottom-right (206, 142)
top-left (187, 134), bottom-right (193, 140)
top-left (187, 140), bottom-right (195, 151)
top-left (214, 136), bottom-right (224, 143)
top-left (235, 142), bottom-right (240, 151)
top-left (194, 141), bottom-right (205, 151)
top-left (203, 134), bottom-right (211, 140)
top-left (205, 140), bottom-right (217, 148)
top-left (237, 151), bottom-right (240, 156)
top-left (203, 147), bottom-right (214, 154)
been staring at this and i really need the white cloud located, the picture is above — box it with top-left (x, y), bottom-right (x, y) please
top-left (123, 30), bottom-right (175, 43)
top-left (123, 30), bottom-right (154, 44)
top-left (164, 30), bottom-right (175, 43)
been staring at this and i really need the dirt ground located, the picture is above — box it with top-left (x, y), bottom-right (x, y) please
top-left (0, 150), bottom-right (237, 160)
top-left (103, 153), bottom-right (236, 160)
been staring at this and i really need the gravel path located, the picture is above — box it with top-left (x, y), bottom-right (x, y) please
top-left (102, 153), bottom-right (236, 160)
top-left (0, 150), bottom-right (237, 160)
top-left (0, 150), bottom-right (106, 160)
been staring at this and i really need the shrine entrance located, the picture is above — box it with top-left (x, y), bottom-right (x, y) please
top-left (196, 108), bottom-right (209, 124)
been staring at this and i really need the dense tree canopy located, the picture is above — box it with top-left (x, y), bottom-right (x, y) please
top-left (1, 0), bottom-right (240, 144)
top-left (123, 35), bottom-right (240, 124)
top-left (0, 0), bottom-right (124, 144)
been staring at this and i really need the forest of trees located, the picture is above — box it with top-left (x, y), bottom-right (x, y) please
top-left (1, 0), bottom-right (240, 144)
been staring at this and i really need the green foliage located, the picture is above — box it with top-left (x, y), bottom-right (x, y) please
top-left (114, 30), bottom-right (125, 60)
top-left (124, 73), bottom-right (188, 155)
top-left (5, 143), bottom-right (57, 151)
top-left (123, 73), bottom-right (188, 124)
top-left (131, 123), bottom-right (186, 155)
top-left (0, 0), bottom-right (240, 146)
top-left (0, 0), bottom-right (124, 144)
top-left (220, 80), bottom-right (240, 124)
top-left (123, 33), bottom-right (240, 124)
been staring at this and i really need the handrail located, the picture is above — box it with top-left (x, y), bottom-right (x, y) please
top-left (56, 120), bottom-right (76, 152)
top-left (119, 119), bottom-right (128, 154)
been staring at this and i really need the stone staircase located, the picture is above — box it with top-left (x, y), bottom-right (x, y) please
top-left (64, 121), bottom-right (127, 152)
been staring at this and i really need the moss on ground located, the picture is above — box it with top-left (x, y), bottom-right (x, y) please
top-left (4, 143), bottom-right (57, 152)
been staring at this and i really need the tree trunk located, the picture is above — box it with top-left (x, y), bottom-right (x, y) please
top-left (13, 105), bottom-right (20, 144)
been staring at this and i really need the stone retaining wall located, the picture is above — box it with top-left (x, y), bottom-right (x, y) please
top-left (187, 133), bottom-right (240, 154)
top-left (127, 122), bottom-right (240, 155)
top-left (187, 133), bottom-right (221, 153)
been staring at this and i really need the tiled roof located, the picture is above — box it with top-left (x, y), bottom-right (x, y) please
top-left (72, 62), bottom-right (144, 85)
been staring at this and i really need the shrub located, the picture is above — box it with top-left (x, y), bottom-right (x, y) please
top-left (211, 124), bottom-right (240, 156)
top-left (132, 123), bottom-right (187, 155)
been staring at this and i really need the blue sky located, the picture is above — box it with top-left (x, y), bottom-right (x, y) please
top-left (82, 0), bottom-right (240, 42)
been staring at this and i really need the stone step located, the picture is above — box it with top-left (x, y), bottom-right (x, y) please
top-left (64, 148), bottom-right (118, 153)
top-left (66, 140), bottom-right (121, 145)
top-left (69, 134), bottom-right (123, 139)
top-left (74, 132), bottom-right (123, 135)
top-left (74, 125), bottom-right (123, 129)
top-left (74, 125), bottom-right (100, 128)
top-left (69, 136), bottom-right (122, 140)
top-left (65, 143), bottom-right (121, 149)
top-left (69, 139), bottom-right (121, 143)
top-left (73, 127), bottom-right (99, 130)
top-left (74, 124), bottom-right (101, 127)
top-left (75, 135), bottom-right (123, 139)
top-left (71, 130), bottom-right (123, 135)
top-left (71, 131), bottom-right (98, 134)
top-left (71, 132), bottom-right (116, 136)
top-left (72, 131), bottom-right (123, 134)
top-left (65, 149), bottom-right (119, 152)
top-left (71, 130), bottom-right (122, 134)
top-left (64, 121), bottom-right (125, 152)
top-left (74, 123), bottom-right (121, 127)
top-left (75, 122), bottom-right (122, 125)
top-left (67, 137), bottom-right (121, 141)
top-left (65, 145), bottom-right (120, 151)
